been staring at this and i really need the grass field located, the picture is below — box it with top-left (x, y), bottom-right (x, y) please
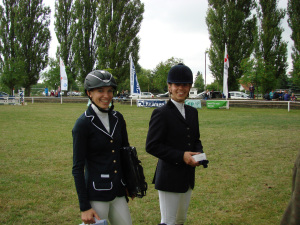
top-left (0, 103), bottom-right (299, 225)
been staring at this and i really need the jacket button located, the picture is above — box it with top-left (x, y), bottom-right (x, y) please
top-left (113, 160), bottom-right (116, 163)
top-left (112, 150), bottom-right (115, 153)
top-left (114, 170), bottom-right (117, 173)
top-left (187, 127), bottom-right (190, 130)
top-left (110, 140), bottom-right (113, 143)
top-left (188, 143), bottom-right (191, 146)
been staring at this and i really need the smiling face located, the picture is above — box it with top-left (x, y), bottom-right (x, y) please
top-left (87, 86), bottom-right (114, 109)
top-left (168, 83), bottom-right (192, 103)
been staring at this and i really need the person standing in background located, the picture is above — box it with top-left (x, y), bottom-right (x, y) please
top-left (44, 87), bottom-right (48, 96)
top-left (249, 84), bottom-right (255, 99)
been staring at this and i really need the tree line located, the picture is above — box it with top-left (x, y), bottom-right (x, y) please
top-left (1, 0), bottom-right (299, 96)
top-left (205, 0), bottom-right (300, 95)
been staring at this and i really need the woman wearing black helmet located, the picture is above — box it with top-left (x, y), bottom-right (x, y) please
top-left (72, 70), bottom-right (133, 225)
top-left (146, 63), bottom-right (205, 225)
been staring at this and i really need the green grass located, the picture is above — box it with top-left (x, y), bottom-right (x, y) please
top-left (0, 103), bottom-right (299, 224)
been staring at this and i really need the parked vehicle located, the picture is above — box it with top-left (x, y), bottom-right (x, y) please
top-left (156, 92), bottom-right (169, 98)
top-left (191, 91), bottom-right (206, 99)
top-left (67, 91), bottom-right (82, 96)
top-left (229, 91), bottom-right (249, 99)
top-left (0, 91), bottom-right (9, 97)
top-left (129, 92), bottom-right (154, 99)
top-left (189, 88), bottom-right (198, 98)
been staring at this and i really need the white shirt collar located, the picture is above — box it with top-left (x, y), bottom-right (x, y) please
top-left (171, 99), bottom-right (185, 119)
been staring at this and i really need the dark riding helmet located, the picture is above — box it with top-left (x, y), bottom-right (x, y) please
top-left (84, 70), bottom-right (117, 91)
top-left (167, 63), bottom-right (193, 84)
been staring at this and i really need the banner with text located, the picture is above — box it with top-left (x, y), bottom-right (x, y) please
top-left (206, 100), bottom-right (228, 109)
top-left (137, 99), bottom-right (167, 108)
top-left (185, 99), bottom-right (202, 109)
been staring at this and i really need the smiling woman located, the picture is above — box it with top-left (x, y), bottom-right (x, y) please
top-left (72, 70), bottom-right (134, 225)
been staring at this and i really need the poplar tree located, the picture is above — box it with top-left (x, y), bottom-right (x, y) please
top-left (54, 0), bottom-right (76, 91)
top-left (206, 0), bottom-right (257, 91)
top-left (0, 0), bottom-right (22, 94)
top-left (287, 0), bottom-right (300, 87)
top-left (12, 0), bottom-right (51, 96)
top-left (72, 0), bottom-right (100, 82)
top-left (97, 0), bottom-right (144, 83)
top-left (257, 0), bottom-right (288, 92)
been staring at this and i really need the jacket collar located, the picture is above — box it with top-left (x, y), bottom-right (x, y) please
top-left (84, 105), bottom-right (118, 139)
top-left (167, 100), bottom-right (190, 124)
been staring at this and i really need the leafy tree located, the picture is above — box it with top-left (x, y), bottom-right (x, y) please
top-left (97, 0), bottom-right (144, 82)
top-left (287, 0), bottom-right (300, 87)
top-left (0, 0), bottom-right (23, 95)
top-left (194, 71), bottom-right (205, 92)
top-left (206, 0), bottom-right (257, 91)
top-left (54, 0), bottom-right (76, 93)
top-left (151, 57), bottom-right (183, 93)
top-left (72, 0), bottom-right (100, 83)
top-left (12, 0), bottom-right (51, 96)
top-left (240, 57), bottom-right (267, 95)
top-left (256, 0), bottom-right (288, 93)
top-left (206, 80), bottom-right (220, 92)
top-left (40, 57), bottom-right (60, 91)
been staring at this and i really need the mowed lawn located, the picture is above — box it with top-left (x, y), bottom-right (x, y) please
top-left (0, 102), bottom-right (299, 225)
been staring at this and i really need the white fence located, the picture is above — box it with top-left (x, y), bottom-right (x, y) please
top-left (0, 96), bottom-right (22, 105)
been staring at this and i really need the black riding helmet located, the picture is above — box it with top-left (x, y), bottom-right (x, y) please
top-left (167, 63), bottom-right (193, 84)
top-left (84, 70), bottom-right (117, 112)
top-left (84, 70), bottom-right (117, 91)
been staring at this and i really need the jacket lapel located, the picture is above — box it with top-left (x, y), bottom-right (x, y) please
top-left (167, 100), bottom-right (188, 124)
top-left (85, 105), bottom-right (119, 139)
top-left (109, 111), bottom-right (119, 137)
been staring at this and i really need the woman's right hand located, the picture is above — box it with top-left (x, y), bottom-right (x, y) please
top-left (183, 152), bottom-right (200, 167)
top-left (81, 208), bottom-right (101, 224)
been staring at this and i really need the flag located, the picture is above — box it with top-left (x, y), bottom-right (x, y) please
top-left (223, 44), bottom-right (229, 99)
top-left (60, 58), bottom-right (68, 91)
top-left (130, 55), bottom-right (141, 96)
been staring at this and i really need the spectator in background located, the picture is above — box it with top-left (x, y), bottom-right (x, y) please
top-left (204, 89), bottom-right (209, 100)
top-left (280, 150), bottom-right (300, 225)
top-left (279, 90), bottom-right (284, 100)
top-left (57, 86), bottom-right (61, 97)
top-left (284, 90), bottom-right (290, 101)
top-left (249, 84), bottom-right (255, 99)
top-left (44, 87), bottom-right (48, 96)
top-left (269, 90), bottom-right (274, 100)
top-left (291, 93), bottom-right (297, 101)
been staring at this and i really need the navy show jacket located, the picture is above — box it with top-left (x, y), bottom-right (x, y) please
top-left (72, 105), bottom-right (129, 211)
top-left (146, 100), bottom-right (204, 193)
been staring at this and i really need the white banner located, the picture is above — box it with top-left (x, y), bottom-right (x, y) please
top-left (60, 58), bottom-right (68, 91)
top-left (223, 44), bottom-right (229, 99)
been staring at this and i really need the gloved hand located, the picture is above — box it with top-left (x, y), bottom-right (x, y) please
top-left (199, 160), bottom-right (209, 168)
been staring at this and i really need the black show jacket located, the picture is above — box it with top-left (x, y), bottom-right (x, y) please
top-left (72, 105), bottom-right (129, 211)
top-left (146, 100), bottom-right (203, 193)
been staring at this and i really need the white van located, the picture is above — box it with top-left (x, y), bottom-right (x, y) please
top-left (189, 88), bottom-right (198, 98)
top-left (229, 91), bottom-right (249, 99)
